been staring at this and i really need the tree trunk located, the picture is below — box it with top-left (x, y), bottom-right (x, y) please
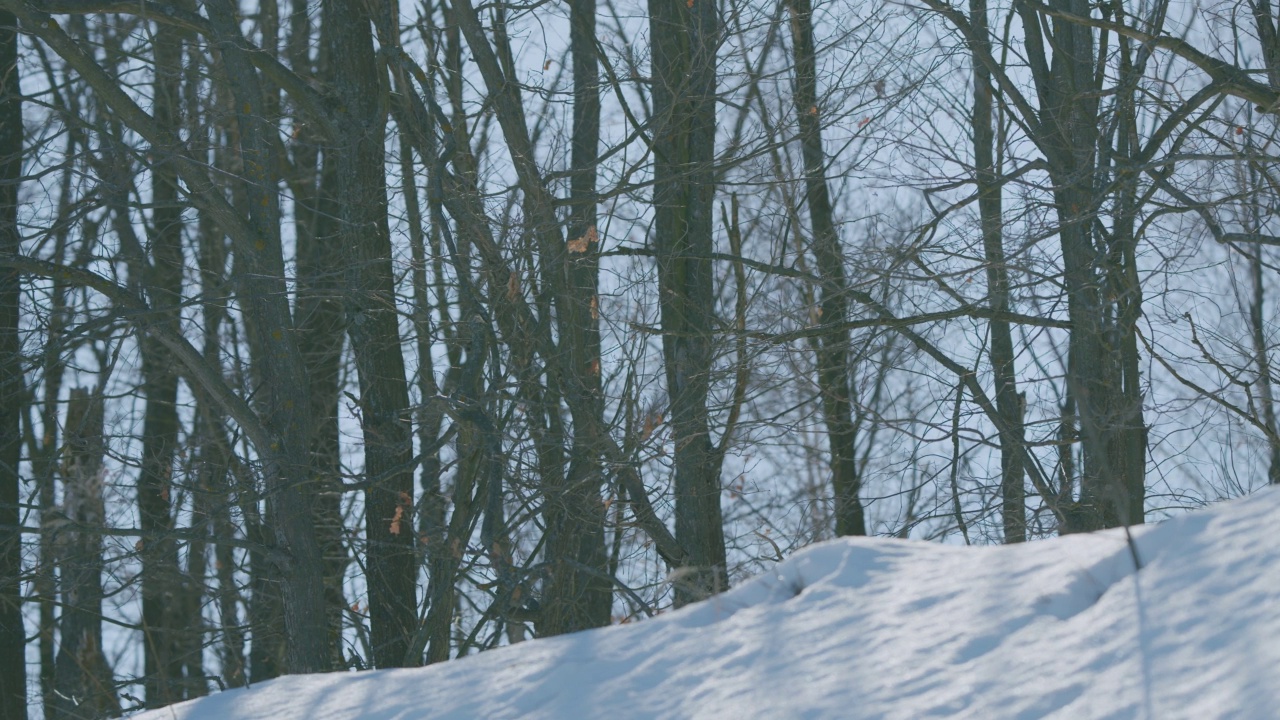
top-left (539, 0), bottom-right (613, 636)
top-left (205, 0), bottom-right (332, 673)
top-left (1017, 0), bottom-right (1144, 530)
top-left (52, 389), bottom-right (120, 719)
top-left (649, 0), bottom-right (727, 604)
top-left (291, 0), bottom-right (349, 664)
top-left (785, 0), bottom-right (867, 538)
top-left (137, 22), bottom-right (186, 706)
top-left (322, 0), bottom-right (416, 667)
top-left (0, 10), bottom-right (27, 716)
top-left (971, 0), bottom-right (1025, 542)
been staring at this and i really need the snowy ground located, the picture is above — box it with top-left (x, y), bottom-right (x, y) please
top-left (137, 488), bottom-right (1280, 719)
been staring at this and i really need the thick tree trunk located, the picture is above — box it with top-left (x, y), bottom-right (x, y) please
top-left (785, 0), bottom-right (867, 538)
top-left (971, 0), bottom-right (1025, 542)
top-left (52, 389), bottom-right (120, 720)
top-left (540, 0), bottom-right (613, 636)
top-left (205, 0), bottom-right (331, 673)
top-left (1018, 0), bottom-right (1144, 531)
top-left (649, 0), bottom-right (727, 604)
top-left (322, 0), bottom-right (416, 668)
top-left (0, 11), bottom-right (27, 716)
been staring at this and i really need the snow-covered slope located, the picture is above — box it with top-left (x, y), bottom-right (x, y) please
top-left (140, 488), bottom-right (1280, 719)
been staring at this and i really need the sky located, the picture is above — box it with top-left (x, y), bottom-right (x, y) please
top-left (131, 486), bottom-right (1280, 719)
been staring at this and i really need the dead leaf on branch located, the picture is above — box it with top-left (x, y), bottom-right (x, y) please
top-left (507, 271), bottom-right (520, 301)
top-left (568, 225), bottom-right (599, 254)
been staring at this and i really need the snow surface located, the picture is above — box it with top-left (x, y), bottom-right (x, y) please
top-left (137, 488), bottom-right (1280, 719)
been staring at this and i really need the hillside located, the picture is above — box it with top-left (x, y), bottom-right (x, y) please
top-left (136, 488), bottom-right (1280, 719)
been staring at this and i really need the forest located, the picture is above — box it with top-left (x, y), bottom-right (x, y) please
top-left (1, 0), bottom-right (1278, 715)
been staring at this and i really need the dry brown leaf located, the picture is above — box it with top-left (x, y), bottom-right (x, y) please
top-left (640, 411), bottom-right (664, 442)
top-left (507, 270), bottom-right (520, 301)
top-left (568, 226), bottom-right (599, 254)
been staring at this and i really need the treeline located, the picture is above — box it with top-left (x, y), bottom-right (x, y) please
top-left (2, 0), bottom-right (1280, 716)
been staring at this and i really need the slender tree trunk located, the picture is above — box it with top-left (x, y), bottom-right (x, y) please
top-left (1247, 248), bottom-right (1280, 483)
top-left (322, 0), bottom-right (416, 667)
top-left (399, 125), bottom-right (449, 662)
top-left (970, 0), bottom-right (1025, 542)
top-left (649, 0), bottom-right (727, 604)
top-left (290, 0), bottom-right (349, 665)
top-left (137, 22), bottom-right (186, 706)
top-left (1247, 0), bottom-right (1280, 484)
top-left (202, 114), bottom-right (284, 683)
top-left (0, 10), bottom-right (27, 716)
top-left (189, 42), bottom-right (249, 689)
top-left (29, 183), bottom-right (72, 719)
top-left (441, 0), bottom-right (611, 635)
top-left (421, 17), bottom-right (470, 663)
top-left (785, 0), bottom-right (867, 538)
top-left (1104, 8), bottom-right (1147, 526)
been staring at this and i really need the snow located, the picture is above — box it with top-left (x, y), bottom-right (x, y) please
top-left (137, 488), bottom-right (1280, 719)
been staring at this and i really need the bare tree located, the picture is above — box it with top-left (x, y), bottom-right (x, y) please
top-left (0, 7), bottom-right (26, 718)
top-left (784, 0), bottom-right (868, 538)
top-left (969, 0), bottom-right (1025, 542)
top-left (650, 0), bottom-right (729, 604)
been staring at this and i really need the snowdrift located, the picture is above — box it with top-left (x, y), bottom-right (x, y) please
top-left (138, 488), bottom-right (1280, 719)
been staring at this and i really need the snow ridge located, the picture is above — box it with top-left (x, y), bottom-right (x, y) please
top-left (137, 487), bottom-right (1280, 720)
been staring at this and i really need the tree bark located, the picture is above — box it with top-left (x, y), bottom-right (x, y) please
top-left (540, 0), bottom-right (613, 636)
top-left (137, 21), bottom-right (187, 706)
top-left (205, 0), bottom-right (332, 673)
top-left (0, 10), bottom-right (27, 716)
top-left (51, 389), bottom-right (120, 720)
top-left (785, 0), bottom-right (867, 538)
top-left (322, 0), bottom-right (416, 667)
top-left (290, 0), bottom-right (349, 665)
top-left (649, 0), bottom-right (727, 604)
top-left (971, 0), bottom-right (1025, 542)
